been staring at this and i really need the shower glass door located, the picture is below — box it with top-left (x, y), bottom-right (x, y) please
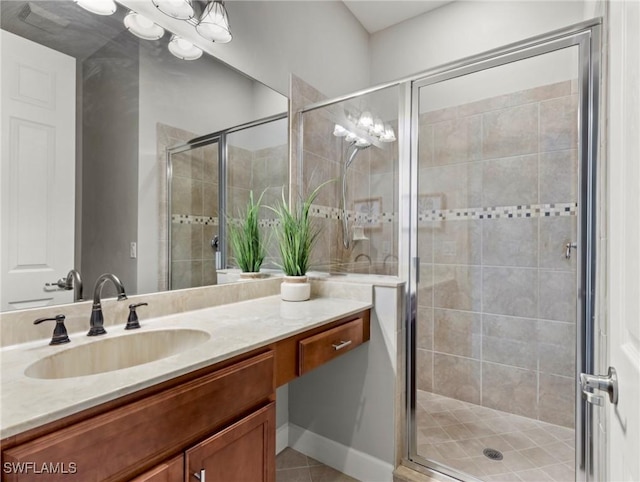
top-left (410, 24), bottom-right (599, 482)
top-left (168, 138), bottom-right (221, 290)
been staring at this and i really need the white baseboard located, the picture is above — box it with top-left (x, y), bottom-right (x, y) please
top-left (286, 423), bottom-right (394, 482)
top-left (276, 423), bottom-right (289, 455)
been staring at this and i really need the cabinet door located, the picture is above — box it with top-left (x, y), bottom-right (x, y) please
top-left (185, 403), bottom-right (275, 482)
top-left (130, 455), bottom-right (183, 482)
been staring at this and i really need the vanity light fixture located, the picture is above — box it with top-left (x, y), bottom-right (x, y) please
top-left (168, 34), bottom-right (203, 60)
top-left (73, 0), bottom-right (117, 16)
top-left (333, 113), bottom-right (396, 145)
top-left (345, 132), bottom-right (358, 143)
top-left (124, 11), bottom-right (165, 40)
top-left (333, 124), bottom-right (348, 137)
top-left (151, 0), bottom-right (195, 20)
top-left (379, 125), bottom-right (396, 143)
top-left (196, 0), bottom-right (232, 43)
top-left (372, 118), bottom-right (385, 136)
top-left (357, 111), bottom-right (374, 130)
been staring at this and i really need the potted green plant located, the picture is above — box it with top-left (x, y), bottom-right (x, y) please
top-left (270, 181), bottom-right (331, 301)
top-left (227, 190), bottom-right (267, 279)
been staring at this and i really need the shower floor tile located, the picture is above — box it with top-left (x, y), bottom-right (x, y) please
top-left (416, 390), bottom-right (575, 482)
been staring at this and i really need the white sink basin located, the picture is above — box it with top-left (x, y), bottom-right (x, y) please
top-left (25, 329), bottom-right (211, 379)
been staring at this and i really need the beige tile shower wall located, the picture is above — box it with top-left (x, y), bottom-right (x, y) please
top-left (416, 80), bottom-right (578, 428)
top-left (157, 123), bottom-right (200, 291)
top-left (302, 105), bottom-right (347, 270)
top-left (253, 144), bottom-right (288, 268)
top-left (166, 126), bottom-right (219, 290)
top-left (225, 143), bottom-right (288, 270)
top-left (225, 144), bottom-right (252, 269)
top-left (293, 76), bottom-right (399, 275)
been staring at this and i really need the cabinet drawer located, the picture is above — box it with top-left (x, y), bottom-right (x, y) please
top-left (298, 317), bottom-right (364, 375)
top-left (2, 351), bottom-right (274, 482)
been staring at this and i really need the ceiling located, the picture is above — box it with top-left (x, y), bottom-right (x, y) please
top-left (343, 0), bottom-right (454, 34)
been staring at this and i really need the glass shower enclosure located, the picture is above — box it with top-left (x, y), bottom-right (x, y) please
top-left (296, 19), bottom-right (601, 482)
top-left (166, 113), bottom-right (288, 289)
top-left (408, 22), bottom-right (600, 482)
top-left (299, 85), bottom-right (401, 276)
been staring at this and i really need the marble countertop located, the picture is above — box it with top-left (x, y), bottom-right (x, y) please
top-left (0, 295), bottom-right (372, 440)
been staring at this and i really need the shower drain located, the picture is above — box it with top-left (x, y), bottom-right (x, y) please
top-left (483, 448), bottom-right (504, 461)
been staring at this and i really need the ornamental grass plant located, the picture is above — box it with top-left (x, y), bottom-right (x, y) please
top-left (227, 190), bottom-right (267, 273)
top-left (269, 181), bottom-right (332, 277)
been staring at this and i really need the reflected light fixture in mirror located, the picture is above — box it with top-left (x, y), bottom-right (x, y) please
top-left (151, 0), bottom-right (195, 20)
top-left (333, 112), bottom-right (396, 146)
top-left (124, 11), bottom-right (165, 40)
top-left (196, 1), bottom-right (232, 43)
top-left (168, 34), bottom-right (203, 60)
top-left (74, 0), bottom-right (117, 15)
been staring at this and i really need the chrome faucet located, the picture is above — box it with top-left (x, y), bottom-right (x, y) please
top-left (88, 273), bottom-right (127, 336)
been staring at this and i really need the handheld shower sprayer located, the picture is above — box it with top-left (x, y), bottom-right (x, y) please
top-left (341, 141), bottom-right (371, 250)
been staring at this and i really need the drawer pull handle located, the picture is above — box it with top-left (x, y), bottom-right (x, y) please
top-left (194, 469), bottom-right (206, 481)
top-left (332, 340), bottom-right (352, 351)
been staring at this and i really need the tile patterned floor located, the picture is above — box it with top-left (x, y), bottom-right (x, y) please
top-left (416, 390), bottom-right (575, 482)
top-left (276, 447), bottom-right (359, 482)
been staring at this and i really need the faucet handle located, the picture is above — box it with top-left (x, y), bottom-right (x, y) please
top-left (125, 303), bottom-right (148, 330)
top-left (34, 315), bottom-right (70, 345)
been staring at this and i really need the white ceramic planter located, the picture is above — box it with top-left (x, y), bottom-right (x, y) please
top-left (280, 276), bottom-right (311, 302)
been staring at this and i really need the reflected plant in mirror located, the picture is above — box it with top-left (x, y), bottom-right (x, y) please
top-left (0, 0), bottom-right (288, 312)
top-left (226, 190), bottom-right (268, 276)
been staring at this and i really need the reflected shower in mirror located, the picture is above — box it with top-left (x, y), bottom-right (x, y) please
top-left (0, 0), bottom-right (288, 311)
top-left (165, 114), bottom-right (287, 290)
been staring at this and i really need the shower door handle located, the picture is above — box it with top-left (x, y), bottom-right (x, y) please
top-left (565, 242), bottom-right (577, 259)
top-left (580, 366), bottom-right (618, 405)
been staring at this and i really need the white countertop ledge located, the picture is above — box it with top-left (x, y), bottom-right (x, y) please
top-left (0, 295), bottom-right (372, 440)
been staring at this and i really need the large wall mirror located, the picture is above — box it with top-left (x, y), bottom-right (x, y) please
top-left (0, 0), bottom-right (288, 311)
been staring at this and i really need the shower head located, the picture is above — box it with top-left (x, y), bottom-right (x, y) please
top-left (345, 141), bottom-right (370, 170)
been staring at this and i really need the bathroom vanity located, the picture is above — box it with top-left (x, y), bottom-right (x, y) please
top-left (0, 295), bottom-right (371, 481)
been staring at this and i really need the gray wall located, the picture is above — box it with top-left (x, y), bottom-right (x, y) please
top-left (370, 1), bottom-right (587, 85)
top-left (288, 285), bottom-right (401, 470)
top-left (81, 32), bottom-right (139, 296)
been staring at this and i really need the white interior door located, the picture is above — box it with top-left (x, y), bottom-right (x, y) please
top-left (0, 30), bottom-right (76, 311)
top-left (607, 1), bottom-right (640, 481)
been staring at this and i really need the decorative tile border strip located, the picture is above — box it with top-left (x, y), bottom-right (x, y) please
top-left (172, 214), bottom-right (279, 228)
top-left (171, 202), bottom-right (574, 228)
top-left (418, 202), bottom-right (577, 222)
top-left (172, 214), bottom-right (219, 226)
top-left (310, 205), bottom-right (396, 226)
top-left (311, 202), bottom-right (576, 226)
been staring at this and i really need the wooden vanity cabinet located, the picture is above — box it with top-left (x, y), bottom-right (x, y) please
top-left (273, 310), bottom-right (370, 386)
top-left (185, 403), bottom-right (275, 482)
top-left (2, 352), bottom-right (275, 482)
top-left (130, 456), bottom-right (184, 482)
top-left (1, 309), bottom-right (370, 482)
top-left (134, 403), bottom-right (275, 482)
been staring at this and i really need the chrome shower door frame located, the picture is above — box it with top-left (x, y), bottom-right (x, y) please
top-left (405, 20), bottom-right (601, 482)
top-left (166, 134), bottom-right (224, 290)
